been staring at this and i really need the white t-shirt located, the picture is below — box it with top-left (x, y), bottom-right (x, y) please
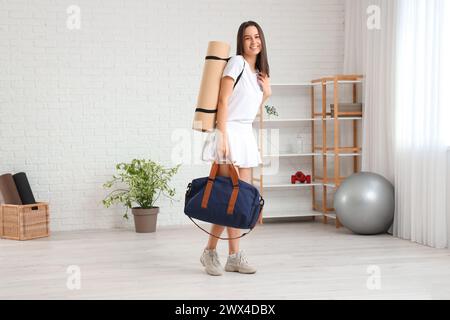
top-left (222, 55), bottom-right (263, 123)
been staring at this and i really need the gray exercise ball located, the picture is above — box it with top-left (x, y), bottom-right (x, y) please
top-left (334, 172), bottom-right (394, 235)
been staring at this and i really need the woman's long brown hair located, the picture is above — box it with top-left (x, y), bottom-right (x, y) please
top-left (236, 21), bottom-right (270, 77)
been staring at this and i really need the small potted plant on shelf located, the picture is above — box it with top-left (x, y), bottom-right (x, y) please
top-left (264, 105), bottom-right (279, 119)
top-left (102, 159), bottom-right (181, 233)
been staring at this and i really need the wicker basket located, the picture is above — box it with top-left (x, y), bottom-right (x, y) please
top-left (0, 202), bottom-right (50, 240)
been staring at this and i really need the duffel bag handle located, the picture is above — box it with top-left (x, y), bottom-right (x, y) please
top-left (201, 161), bottom-right (240, 214)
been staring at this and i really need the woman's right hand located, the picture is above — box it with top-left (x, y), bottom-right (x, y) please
top-left (216, 132), bottom-right (229, 163)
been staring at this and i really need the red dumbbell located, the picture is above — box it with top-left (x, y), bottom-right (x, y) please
top-left (291, 171), bottom-right (306, 183)
top-left (291, 171), bottom-right (312, 184)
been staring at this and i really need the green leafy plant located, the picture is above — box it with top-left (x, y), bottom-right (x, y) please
top-left (102, 159), bottom-right (181, 219)
top-left (264, 105), bottom-right (279, 117)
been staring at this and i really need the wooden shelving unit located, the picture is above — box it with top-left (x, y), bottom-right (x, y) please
top-left (310, 75), bottom-right (364, 227)
top-left (251, 76), bottom-right (363, 224)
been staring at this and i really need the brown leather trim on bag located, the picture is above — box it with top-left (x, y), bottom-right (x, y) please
top-left (226, 163), bottom-right (240, 214)
top-left (227, 185), bottom-right (239, 214)
top-left (201, 161), bottom-right (240, 214)
top-left (201, 162), bottom-right (219, 209)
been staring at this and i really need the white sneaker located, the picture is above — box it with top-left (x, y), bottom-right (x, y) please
top-left (200, 248), bottom-right (223, 276)
top-left (224, 250), bottom-right (257, 274)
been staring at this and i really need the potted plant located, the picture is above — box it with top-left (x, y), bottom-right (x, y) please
top-left (102, 159), bottom-right (181, 233)
top-left (264, 105), bottom-right (279, 119)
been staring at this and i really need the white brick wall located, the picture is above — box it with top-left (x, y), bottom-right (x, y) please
top-left (0, 0), bottom-right (345, 231)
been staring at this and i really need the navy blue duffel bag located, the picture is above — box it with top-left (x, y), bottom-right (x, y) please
top-left (184, 161), bottom-right (264, 240)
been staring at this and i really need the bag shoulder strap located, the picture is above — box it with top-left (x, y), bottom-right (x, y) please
top-left (233, 59), bottom-right (245, 89)
top-left (188, 216), bottom-right (253, 240)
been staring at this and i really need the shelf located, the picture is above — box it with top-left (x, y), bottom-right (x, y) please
top-left (262, 153), bottom-right (361, 157)
top-left (254, 178), bottom-right (337, 189)
top-left (253, 118), bottom-right (315, 127)
top-left (271, 83), bottom-right (312, 87)
top-left (263, 153), bottom-right (321, 157)
top-left (323, 212), bottom-right (337, 220)
top-left (263, 210), bottom-right (322, 219)
top-left (254, 118), bottom-right (315, 123)
top-left (253, 117), bottom-right (362, 125)
top-left (311, 80), bottom-right (363, 86)
top-left (323, 153), bottom-right (361, 157)
top-left (329, 80), bottom-right (363, 85)
top-left (314, 147), bottom-right (361, 152)
top-left (318, 117), bottom-right (362, 121)
top-left (254, 183), bottom-right (322, 189)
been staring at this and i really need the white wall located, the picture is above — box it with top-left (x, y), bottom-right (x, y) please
top-left (0, 0), bottom-right (345, 231)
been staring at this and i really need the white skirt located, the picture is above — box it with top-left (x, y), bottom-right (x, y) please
top-left (202, 121), bottom-right (262, 168)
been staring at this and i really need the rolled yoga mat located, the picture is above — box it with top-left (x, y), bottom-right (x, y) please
top-left (13, 172), bottom-right (36, 205)
top-left (193, 41), bottom-right (230, 133)
top-left (0, 173), bottom-right (22, 205)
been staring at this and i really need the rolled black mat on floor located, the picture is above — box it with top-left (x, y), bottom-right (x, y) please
top-left (0, 173), bottom-right (23, 205)
top-left (12, 172), bottom-right (36, 205)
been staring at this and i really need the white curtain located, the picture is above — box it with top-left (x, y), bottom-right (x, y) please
top-left (394, 0), bottom-right (449, 248)
top-left (344, 0), bottom-right (450, 248)
top-left (344, 0), bottom-right (397, 182)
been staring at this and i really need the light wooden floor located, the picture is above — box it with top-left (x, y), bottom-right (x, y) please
top-left (1, 220), bottom-right (450, 300)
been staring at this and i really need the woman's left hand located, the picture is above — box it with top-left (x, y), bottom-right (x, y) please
top-left (257, 72), bottom-right (271, 98)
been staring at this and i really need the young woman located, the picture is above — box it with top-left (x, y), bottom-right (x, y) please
top-left (201, 21), bottom-right (271, 276)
